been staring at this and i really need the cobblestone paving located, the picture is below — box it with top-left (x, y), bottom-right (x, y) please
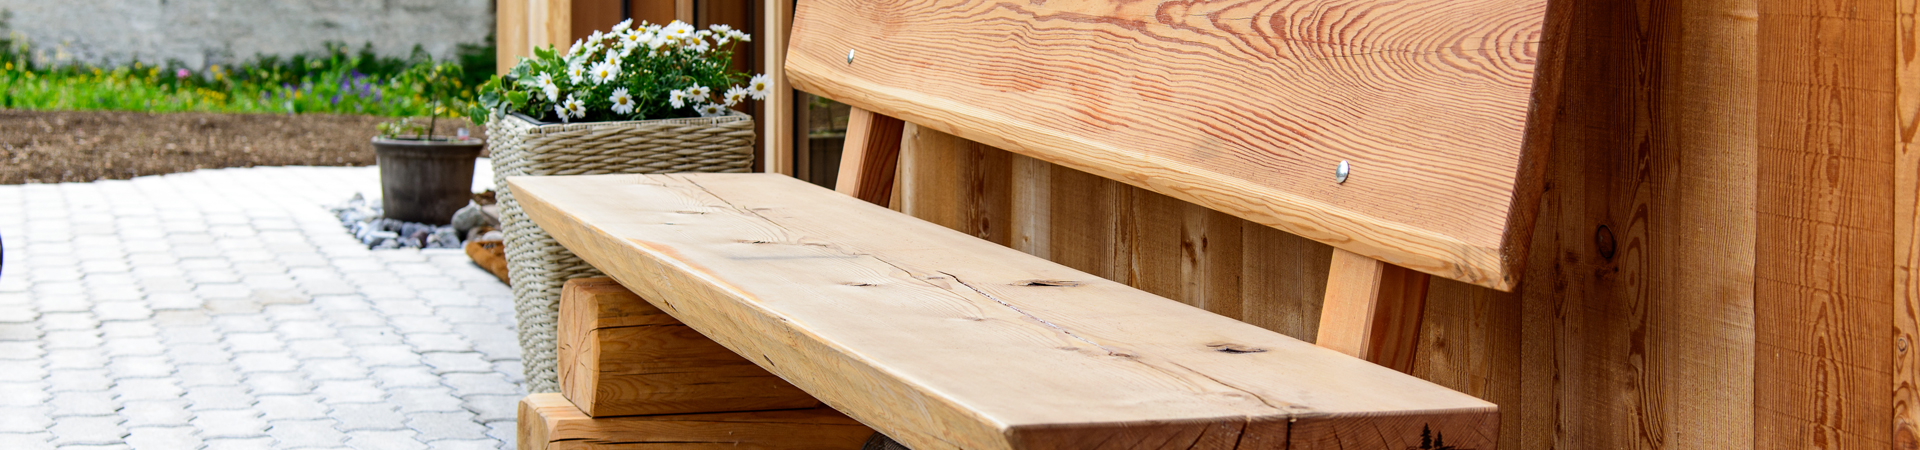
top-left (0, 164), bottom-right (524, 449)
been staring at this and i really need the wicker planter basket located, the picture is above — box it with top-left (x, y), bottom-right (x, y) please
top-left (489, 111), bottom-right (755, 393)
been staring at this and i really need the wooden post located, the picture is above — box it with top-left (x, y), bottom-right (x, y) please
top-left (833, 107), bottom-right (904, 206)
top-left (496, 0), bottom-right (529, 75)
top-left (760, 0), bottom-right (794, 176)
top-left (1316, 248), bottom-right (1430, 373)
top-left (525, 0), bottom-right (571, 54)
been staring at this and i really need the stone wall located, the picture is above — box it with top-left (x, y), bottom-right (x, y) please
top-left (0, 0), bottom-right (492, 69)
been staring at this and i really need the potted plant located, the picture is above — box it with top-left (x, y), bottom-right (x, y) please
top-left (470, 19), bottom-right (767, 393)
top-left (372, 61), bottom-right (484, 225)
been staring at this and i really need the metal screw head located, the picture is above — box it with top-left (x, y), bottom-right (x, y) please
top-left (1334, 160), bottom-right (1350, 184)
top-left (847, 49), bottom-right (856, 64)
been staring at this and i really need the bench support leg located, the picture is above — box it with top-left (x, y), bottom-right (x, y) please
top-left (1316, 248), bottom-right (1431, 373)
top-left (558, 278), bottom-right (817, 417)
top-left (518, 393), bottom-right (874, 450)
top-left (835, 107), bottom-right (906, 206)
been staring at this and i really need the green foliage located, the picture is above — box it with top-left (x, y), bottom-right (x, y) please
top-left (471, 20), bottom-right (765, 125)
top-left (0, 19), bottom-right (485, 118)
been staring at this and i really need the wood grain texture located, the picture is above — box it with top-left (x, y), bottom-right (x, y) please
top-left (898, 137), bottom-right (1331, 341)
top-left (835, 108), bottom-right (906, 207)
top-left (1410, 279), bottom-right (1521, 450)
top-left (512, 173), bottom-right (1497, 450)
top-left (1318, 248), bottom-right (1430, 373)
top-left (517, 393), bottom-right (873, 450)
top-left (786, 0), bottom-right (1561, 291)
top-left (1756, 0), bottom-right (1898, 448)
top-left (1900, 0), bottom-right (1920, 445)
top-left (760, 0), bottom-right (794, 176)
top-left (1498, 0), bottom-right (1761, 447)
top-left (497, 0), bottom-right (528, 76)
top-left (527, 0), bottom-right (571, 55)
top-left (900, 123), bottom-right (1013, 246)
top-left (557, 278), bottom-right (817, 417)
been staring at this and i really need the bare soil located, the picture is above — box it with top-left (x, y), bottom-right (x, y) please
top-left (0, 110), bottom-right (484, 184)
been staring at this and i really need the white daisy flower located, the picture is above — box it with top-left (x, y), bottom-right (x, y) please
top-left (554, 103), bottom-right (571, 123)
top-left (609, 87), bottom-right (635, 115)
top-left (746, 74), bottom-right (771, 100)
top-left (621, 30), bottom-right (650, 49)
top-left (668, 89), bottom-right (689, 109)
top-left (612, 19), bottom-right (633, 33)
top-left (648, 35), bottom-right (673, 51)
top-left (708, 24), bottom-right (734, 34)
top-left (563, 94), bottom-right (587, 118)
top-left (723, 86), bottom-right (749, 106)
top-left (729, 30), bottom-right (750, 42)
top-left (535, 73), bottom-right (560, 102)
top-left (686, 40), bottom-right (710, 53)
top-left (589, 61), bottom-right (620, 84)
top-left (663, 21), bottom-right (696, 41)
top-left (685, 85), bottom-right (711, 103)
top-left (567, 39), bottom-right (586, 57)
top-left (588, 30), bottom-right (605, 45)
top-left (696, 103), bottom-right (727, 117)
top-left (566, 63), bottom-right (587, 85)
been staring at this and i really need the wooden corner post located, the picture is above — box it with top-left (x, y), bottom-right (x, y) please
top-left (1317, 248), bottom-right (1431, 373)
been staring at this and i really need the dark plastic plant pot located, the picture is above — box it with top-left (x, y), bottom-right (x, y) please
top-left (372, 137), bottom-right (485, 225)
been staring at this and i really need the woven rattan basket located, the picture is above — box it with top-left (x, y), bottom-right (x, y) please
top-left (489, 111), bottom-right (754, 393)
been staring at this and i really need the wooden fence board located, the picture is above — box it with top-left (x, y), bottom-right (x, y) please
top-left (1756, 0), bottom-right (1898, 447)
top-left (1898, 0), bottom-right (1920, 446)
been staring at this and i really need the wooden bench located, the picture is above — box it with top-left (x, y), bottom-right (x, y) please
top-left (513, 0), bottom-right (1555, 447)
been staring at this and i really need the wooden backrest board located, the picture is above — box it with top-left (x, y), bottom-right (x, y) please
top-left (786, 0), bottom-right (1561, 291)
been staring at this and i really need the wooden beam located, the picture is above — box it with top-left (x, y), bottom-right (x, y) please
top-left (496, 0), bottom-right (529, 76)
top-left (1316, 248), bottom-right (1430, 373)
top-left (526, 0), bottom-right (571, 53)
top-left (512, 173), bottom-right (1497, 450)
top-left (832, 108), bottom-right (904, 206)
top-left (517, 393), bottom-right (874, 450)
top-left (761, 0), bottom-right (794, 176)
top-left (558, 278), bottom-right (818, 417)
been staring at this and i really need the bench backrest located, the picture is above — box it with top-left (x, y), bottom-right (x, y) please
top-left (786, 0), bottom-right (1559, 291)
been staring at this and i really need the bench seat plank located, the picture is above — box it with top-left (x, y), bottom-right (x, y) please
top-left (511, 173), bottom-right (1496, 450)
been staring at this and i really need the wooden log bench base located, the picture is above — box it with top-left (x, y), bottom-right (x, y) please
top-left (518, 393), bottom-right (875, 450)
top-left (559, 277), bottom-right (819, 417)
top-left (512, 173), bottom-right (1498, 450)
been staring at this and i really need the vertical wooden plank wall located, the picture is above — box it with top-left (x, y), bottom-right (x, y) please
top-left (887, 0), bottom-right (1912, 448)
top-left (1897, 0), bottom-right (1920, 446)
top-left (1514, 1), bottom-right (1759, 448)
top-left (1757, 0), bottom-right (1897, 448)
